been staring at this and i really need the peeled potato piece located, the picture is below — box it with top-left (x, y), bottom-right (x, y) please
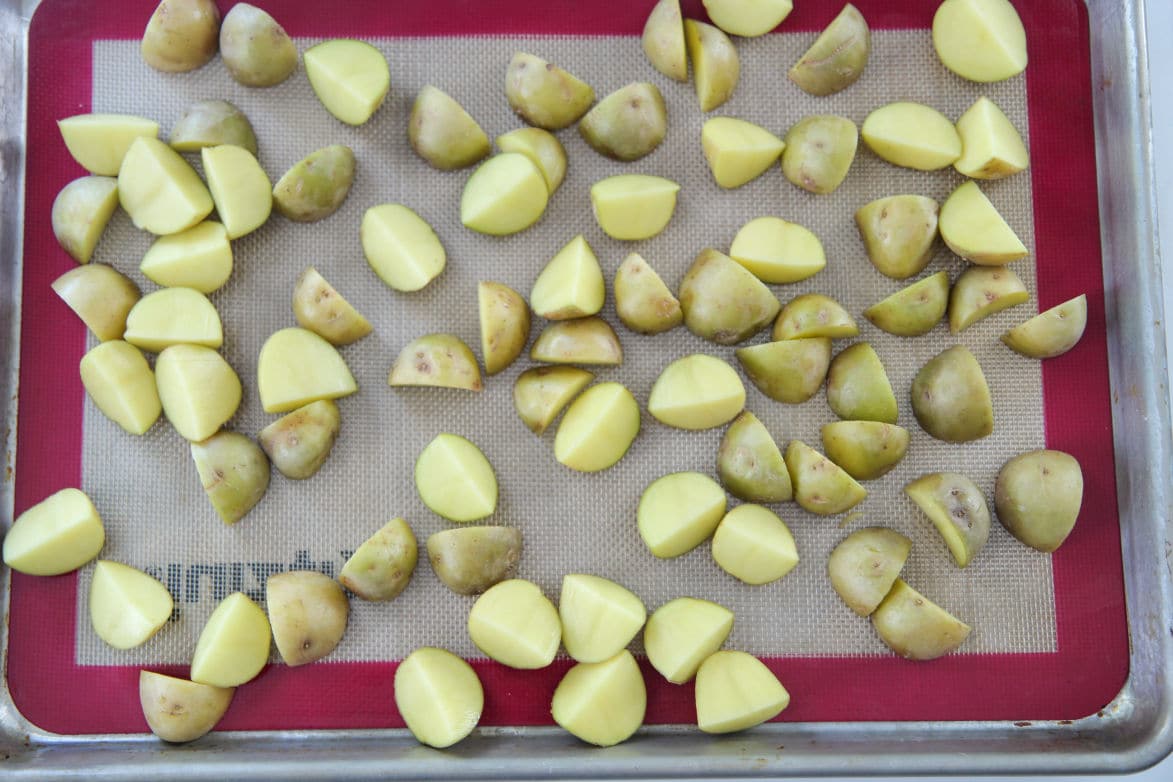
top-left (201, 144), bottom-right (271, 239)
top-left (701, 117), bottom-right (785, 190)
top-left (578, 82), bottom-right (667, 162)
top-left (531, 317), bottom-right (622, 366)
top-left (785, 440), bottom-right (866, 515)
top-left (735, 338), bottom-right (831, 405)
top-left (123, 287), bottom-right (223, 353)
top-left (695, 651), bottom-right (790, 734)
top-left (872, 579), bottom-right (972, 660)
top-left (362, 204), bottom-right (446, 293)
top-left (389, 334), bottom-right (483, 391)
top-left (684, 19), bottom-right (740, 112)
top-left (644, 597), bottom-right (733, 684)
top-left (118, 136), bottom-right (214, 235)
top-left (52, 264), bottom-right (140, 342)
top-left (460, 153), bottom-right (549, 235)
top-left (272, 145), bottom-right (355, 223)
top-left (156, 345), bottom-right (241, 442)
top-left (637, 472), bottom-right (726, 558)
top-left (2, 488), bottom-right (104, 576)
top-left (496, 128), bottom-right (567, 194)
top-left (648, 354), bottom-right (745, 430)
top-left (932, 0), bottom-right (1027, 83)
top-left (80, 340), bottom-right (162, 435)
top-left (52, 175), bottom-right (119, 263)
top-left (141, 0), bottom-right (220, 73)
top-left (339, 518), bottom-right (417, 602)
top-left (513, 366), bottom-right (594, 435)
top-left (257, 327), bottom-right (357, 413)
top-left (1001, 294), bottom-right (1088, 358)
top-left (305, 39), bottom-right (390, 126)
top-left (773, 293), bottom-right (857, 340)
top-left (939, 180), bottom-right (1028, 264)
top-left (680, 249), bottom-right (780, 345)
top-left (258, 399), bottom-right (340, 480)
top-left (409, 86), bottom-right (491, 170)
top-left (704, 0), bottom-right (792, 37)
top-left (427, 526), bottom-right (522, 595)
top-left (219, 2), bottom-right (297, 87)
top-left (479, 281), bottom-right (531, 375)
top-left (190, 431), bottom-right (269, 524)
top-left (948, 266), bottom-right (1029, 333)
top-left (855, 195), bottom-right (939, 280)
top-left (169, 100), bottom-right (256, 155)
top-left (827, 527), bottom-right (910, 616)
top-left (395, 648), bottom-right (484, 748)
top-left (58, 113), bottom-right (159, 176)
top-left (292, 267), bottom-right (372, 346)
top-left (825, 342), bottom-right (898, 423)
top-left (781, 115), bottom-right (858, 195)
top-left (139, 671), bottom-right (233, 744)
top-left (139, 221), bottom-right (233, 294)
top-left (89, 560), bottom-right (173, 649)
top-left (590, 175), bottom-right (680, 241)
top-left (863, 271), bottom-right (950, 337)
top-left (530, 235), bottom-right (605, 320)
top-left (910, 345), bottom-right (993, 442)
top-left (468, 579), bottom-right (561, 669)
top-left (505, 52), bottom-right (595, 130)
top-left (559, 574), bottom-right (646, 664)
top-left (552, 650), bottom-right (646, 747)
top-left (711, 504), bottom-right (799, 586)
top-left (905, 472), bottom-right (990, 567)
top-left (266, 570), bottom-right (349, 666)
top-left (642, 0), bottom-right (688, 81)
top-left (862, 102), bottom-right (961, 171)
top-left (995, 449), bottom-right (1084, 552)
top-left (788, 3), bottom-right (870, 96)
top-left (415, 433), bottom-right (497, 522)
top-left (718, 411), bottom-right (792, 503)
top-left (821, 421), bottom-right (909, 481)
top-left (554, 382), bottom-right (641, 472)
top-left (614, 253), bottom-right (682, 335)
top-left (190, 592), bottom-right (271, 687)
top-left (729, 217), bottom-right (826, 284)
top-left (954, 96), bottom-right (1029, 179)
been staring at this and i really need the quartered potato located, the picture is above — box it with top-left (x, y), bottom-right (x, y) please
top-left (292, 267), bottom-right (372, 346)
top-left (52, 264), bottom-right (140, 342)
top-left (140, 221), bottom-right (233, 294)
top-left (552, 650), bottom-right (646, 747)
top-left (995, 449), bottom-right (1084, 552)
top-left (821, 421), bottom-right (908, 481)
top-left (415, 433), bottom-right (498, 523)
top-left (479, 281), bottom-right (531, 375)
top-left (684, 19), bottom-right (740, 112)
top-left (80, 341), bottom-right (162, 436)
top-left (554, 382), bottom-right (640, 472)
top-left (905, 472), bottom-right (990, 568)
top-left (531, 317), bottom-right (622, 365)
top-left (701, 116), bottom-right (785, 189)
top-left (695, 651), bottom-right (790, 734)
top-left (460, 153), bottom-right (549, 235)
top-left (389, 334), bottom-right (483, 391)
top-left (141, 0), bottom-right (220, 73)
top-left (773, 293), bottom-right (858, 340)
top-left (855, 195), bottom-right (939, 279)
top-left (139, 671), bottom-right (233, 744)
top-left (362, 204), bottom-right (447, 292)
top-left (642, 0), bottom-right (688, 82)
top-left (467, 579), bottom-right (561, 669)
top-left (496, 128), bottom-right (567, 193)
top-left (190, 592), bottom-right (271, 688)
top-left (948, 266), bottom-right (1029, 332)
top-left (408, 86), bottom-right (491, 170)
top-left (648, 354), bottom-right (745, 430)
top-left (910, 345), bottom-right (993, 442)
top-left (578, 82), bottom-right (667, 162)
top-left (513, 366), bottom-right (594, 435)
top-left (863, 271), bottom-right (949, 337)
top-left (305, 39), bottom-right (391, 126)
top-left (711, 504), bottom-right (799, 586)
top-left (52, 175), bottom-right (119, 264)
top-left (1001, 294), bottom-right (1088, 358)
top-left (119, 136), bottom-right (213, 235)
top-left (644, 597), bottom-right (733, 684)
top-left (939, 180), bottom-right (1028, 264)
top-left (827, 527), bottom-right (910, 616)
top-left (717, 411), bottom-right (792, 503)
top-left (933, 0), bottom-right (1027, 83)
top-left (613, 253), bottom-right (682, 334)
top-left (871, 579), bottom-right (971, 660)
top-left (788, 3), bottom-right (870, 96)
top-left (201, 144), bottom-right (271, 239)
top-left (530, 235), bottom-right (605, 320)
top-left (862, 102), bottom-right (962, 171)
top-left (703, 0), bottom-right (792, 37)
top-left (505, 52), bottom-right (595, 130)
top-left (954, 96), bottom-right (1029, 179)
top-left (190, 431), bottom-right (269, 524)
top-left (169, 99), bottom-right (257, 155)
top-left (427, 526), bottom-right (522, 595)
top-left (637, 472), bottom-right (727, 558)
top-left (258, 399), bottom-right (340, 480)
top-left (590, 175), bottom-right (680, 240)
top-left (394, 648), bottom-right (484, 749)
top-left (2, 488), bottom-right (105, 577)
top-left (785, 440), bottom-right (866, 515)
top-left (559, 574), bottom-right (646, 664)
top-left (735, 338), bottom-right (831, 404)
top-left (781, 115), bottom-right (858, 195)
top-left (825, 342), bottom-right (898, 423)
top-left (272, 145), bottom-right (356, 223)
top-left (58, 113), bottom-right (159, 176)
top-left (219, 3), bottom-right (297, 87)
top-left (266, 570), bottom-right (349, 666)
top-left (340, 518), bottom-right (418, 602)
top-left (729, 217), bottom-right (825, 284)
top-left (680, 249), bottom-right (780, 345)
top-left (257, 327), bottom-right (357, 413)
top-left (90, 560), bottom-right (173, 650)
top-left (123, 287), bottom-right (223, 353)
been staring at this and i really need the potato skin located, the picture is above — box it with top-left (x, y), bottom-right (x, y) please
top-left (994, 449), bottom-right (1084, 552)
top-left (427, 526), bottom-right (522, 595)
top-left (139, 671), bottom-right (233, 743)
top-left (141, 0), bottom-right (220, 73)
top-left (219, 3), bottom-right (297, 87)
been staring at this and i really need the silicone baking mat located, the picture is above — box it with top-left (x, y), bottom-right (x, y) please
top-left (8, 0), bottom-right (1126, 735)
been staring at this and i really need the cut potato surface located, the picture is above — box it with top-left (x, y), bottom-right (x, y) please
top-left (788, 3), bottom-right (870, 96)
top-left (703, 0), bottom-right (792, 37)
top-left (773, 293), bottom-right (858, 340)
top-left (52, 175), bottom-right (119, 264)
top-left (292, 267), bottom-right (372, 347)
top-left (139, 221), bottom-right (233, 294)
top-left (554, 382), bottom-right (640, 472)
top-left (642, 0), bottom-right (688, 82)
top-left (933, 0), bottom-right (1027, 83)
top-left (644, 597), bottom-right (733, 684)
top-left (362, 204), bottom-right (446, 293)
top-left (559, 574), bottom-right (646, 664)
top-left (648, 353), bottom-right (745, 430)
top-left (862, 102), bottom-right (961, 171)
top-left (552, 650), bottom-right (646, 747)
top-left (954, 96), bottom-right (1029, 179)
top-left (123, 287), bottom-right (223, 352)
top-left (409, 86), bottom-right (491, 171)
top-left (695, 650), bottom-right (790, 734)
top-left (118, 136), bottom-right (214, 235)
top-left (305, 39), bottom-right (390, 126)
top-left (711, 504), bottom-right (798, 585)
top-left (496, 128), bottom-right (567, 194)
top-left (58, 113), bottom-right (159, 176)
top-left (2, 488), bottom-right (105, 576)
top-left (948, 266), bottom-right (1029, 333)
top-left (461, 153), bottom-right (549, 235)
top-left (52, 263), bottom-right (140, 342)
top-left (139, 671), bottom-right (233, 744)
top-left (864, 271), bottom-right (950, 337)
top-left (685, 19), bottom-right (740, 112)
top-left (871, 579), bottom-right (972, 660)
top-left (427, 526), bottom-right (522, 595)
top-left (191, 431), bottom-right (270, 524)
top-left (395, 647), bottom-right (484, 748)
top-left (505, 52), bottom-right (595, 130)
top-left (201, 145), bottom-right (272, 240)
top-left (80, 340), bottom-right (162, 435)
top-left (530, 235), bottom-right (605, 319)
top-left (257, 327), bottom-right (357, 413)
top-left (190, 592), bottom-right (271, 687)
top-left (389, 333), bottom-right (483, 391)
top-left (729, 217), bottom-right (825, 284)
top-left (415, 433), bottom-right (498, 522)
top-left (531, 317), bottom-right (623, 365)
top-left (735, 338), bottom-right (832, 405)
top-left (339, 518), bottom-right (418, 602)
top-left (590, 175), bottom-right (680, 241)
top-left (479, 281), bottom-right (531, 375)
top-left (89, 560), bottom-right (173, 649)
top-left (1001, 294), bottom-right (1088, 358)
top-left (718, 411), bottom-right (792, 503)
top-left (155, 344), bottom-right (242, 442)
top-left (701, 116), bottom-right (785, 189)
top-left (939, 180), bottom-right (1028, 264)
top-left (905, 472), bottom-right (990, 567)
top-left (579, 82), bottom-right (667, 162)
top-left (467, 579), bottom-right (561, 669)
top-left (827, 527), bottom-right (910, 616)
top-left (266, 570), bottom-right (349, 666)
top-left (637, 472), bottom-right (727, 558)
top-left (785, 440), bottom-right (866, 515)
top-left (513, 366), bottom-right (594, 435)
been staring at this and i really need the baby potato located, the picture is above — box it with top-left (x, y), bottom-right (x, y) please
top-left (273, 145), bottom-right (356, 223)
top-left (637, 472), bottom-right (727, 558)
top-left (644, 597), bottom-right (733, 684)
top-left (257, 327), bottom-right (358, 413)
top-left (559, 574), bottom-right (646, 664)
top-left (460, 153), bottom-right (549, 236)
top-left (408, 86), bottom-right (491, 170)
top-left (2, 488), bottom-right (105, 577)
top-left (729, 216), bottom-right (826, 284)
top-left (190, 592), bottom-right (271, 688)
top-left (648, 354), bottom-right (745, 431)
top-left (939, 180), bottom-right (1028, 264)
top-left (871, 579), bottom-right (971, 660)
top-left (932, 0), bottom-right (1027, 83)
top-left (362, 204), bottom-right (447, 293)
top-left (711, 504), bottom-right (799, 586)
top-left (467, 579), bottom-right (561, 669)
top-left (735, 338), bottom-right (831, 404)
top-left (496, 128), bottom-right (567, 193)
top-left (531, 317), bottom-right (623, 365)
top-left (139, 671), bottom-right (233, 744)
top-left (684, 19), bottom-right (740, 112)
top-left (641, 0), bottom-right (688, 81)
top-left (80, 341), bottom-right (162, 435)
top-left (169, 99), bottom-right (257, 155)
top-left (141, 0), bottom-right (220, 73)
top-left (773, 293), bottom-right (858, 340)
top-left (590, 175), bottom-right (680, 241)
top-left (530, 235), bottom-right (605, 320)
top-left (389, 334), bottom-right (483, 391)
top-left (905, 472), bottom-right (991, 568)
top-left (552, 650), bottom-right (646, 747)
top-left (680, 248), bottom-right (780, 345)
top-left (140, 222), bottom-right (233, 294)
top-left (821, 420), bottom-right (909, 481)
top-left (825, 342), bottom-right (898, 423)
top-left (219, 3), bottom-right (297, 87)
top-left (340, 518), bottom-right (418, 601)
top-left (781, 115), bottom-right (858, 195)
top-left (479, 281), bottom-right (531, 375)
top-left (995, 449), bottom-right (1084, 552)
top-left (948, 266), bottom-right (1029, 333)
top-left (119, 136), bottom-right (213, 236)
top-left (89, 560), bottom-right (173, 650)
top-left (415, 433), bottom-right (498, 523)
top-left (427, 526), bottom-right (522, 595)
top-left (827, 527), bottom-right (910, 616)
top-left (855, 195), bottom-right (939, 279)
top-left (910, 345), bottom-right (993, 442)
top-left (703, 0), bottom-right (792, 37)
top-left (862, 102), bottom-right (962, 171)
top-left (266, 570), bottom-right (349, 666)
top-left (58, 113), bottom-right (159, 177)
top-left (123, 287), bottom-right (223, 353)
top-left (785, 440), bottom-right (866, 515)
top-left (613, 253), bottom-right (682, 335)
top-left (292, 267), bottom-right (372, 346)
top-left (954, 96), bottom-right (1029, 179)
top-left (201, 144), bottom-right (271, 239)
top-left (1001, 294), bottom-right (1088, 358)
top-left (190, 431), bottom-right (270, 525)
top-left (863, 271), bottom-right (950, 337)
top-left (156, 345), bottom-right (241, 442)
top-left (52, 264), bottom-right (140, 342)
top-left (579, 82), bottom-right (667, 162)
top-left (394, 648), bottom-right (484, 749)
top-left (52, 175), bottom-right (119, 264)
top-left (788, 3), bottom-right (870, 96)
top-left (717, 411), bottom-right (792, 503)
top-left (701, 116), bottom-right (785, 190)
top-left (695, 651), bottom-right (790, 734)
top-left (258, 399), bottom-right (340, 480)
top-left (304, 39), bottom-right (391, 126)
top-left (554, 382), bottom-right (641, 472)
top-left (505, 52), bottom-right (595, 130)
top-left (512, 366), bottom-right (594, 435)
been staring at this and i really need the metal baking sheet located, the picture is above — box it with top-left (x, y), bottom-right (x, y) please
top-left (1, 0), bottom-right (1171, 777)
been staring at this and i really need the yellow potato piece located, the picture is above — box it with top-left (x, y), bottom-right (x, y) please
top-left (460, 153), bottom-right (549, 235)
top-left (827, 527), bottom-right (911, 616)
top-left (513, 366), bottom-right (594, 435)
top-left (684, 19), bottom-right (740, 112)
top-left (905, 472), bottom-right (990, 568)
top-left (2, 488), bottom-right (105, 576)
top-left (954, 96), bottom-right (1029, 179)
top-left (647, 353), bottom-right (745, 430)
top-left (123, 287), bottom-right (223, 352)
top-left (155, 344), bottom-right (242, 442)
top-left (637, 472), bottom-right (727, 558)
top-left (644, 597), bottom-right (733, 684)
top-left (201, 145), bottom-right (272, 239)
top-left (703, 0), bottom-right (792, 37)
top-left (642, 0), bottom-right (688, 81)
top-left (552, 650), bottom-right (646, 747)
top-left (701, 117), bottom-right (785, 189)
top-left (139, 671), bottom-right (233, 744)
top-left (711, 505), bottom-right (798, 585)
top-left (52, 175), bottom-right (120, 263)
top-left (590, 175), bottom-right (680, 241)
top-left (1001, 294), bottom-right (1088, 359)
top-left (467, 579), bottom-right (561, 669)
top-left (695, 650), bottom-right (790, 734)
top-left (496, 128), bottom-right (567, 194)
top-left (80, 340), bottom-right (162, 435)
top-left (52, 264), bottom-right (140, 342)
top-left (305, 39), bottom-right (390, 126)
top-left (118, 136), bottom-right (214, 235)
top-left (190, 592), bottom-right (271, 688)
top-left (773, 293), bottom-right (858, 339)
top-left (414, 433), bottom-right (497, 522)
top-left (531, 317), bottom-right (623, 365)
top-left (861, 102), bottom-right (961, 171)
top-left (89, 560), bottom-right (173, 649)
top-left (530, 235), bottom-right (605, 320)
top-left (728, 216), bottom-right (825, 284)
top-left (554, 382), bottom-right (640, 473)
top-left (257, 327), bottom-right (357, 413)
top-left (932, 0), bottom-right (1027, 83)
top-left (559, 574), bottom-right (646, 664)
top-left (394, 648), bottom-right (484, 749)
top-left (785, 440), bottom-right (866, 515)
top-left (139, 221), bottom-right (233, 294)
top-left (58, 113), bottom-right (159, 176)
top-left (939, 180), bottom-right (1028, 264)
top-left (361, 204), bottom-right (446, 292)
top-left (613, 252), bottom-right (682, 335)
top-left (871, 579), bottom-right (972, 660)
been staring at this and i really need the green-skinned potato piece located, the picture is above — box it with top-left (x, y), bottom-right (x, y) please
top-left (292, 267), bottom-right (373, 346)
top-left (80, 341), bottom-right (162, 435)
top-left (272, 146), bottom-right (355, 223)
top-left (772, 293), bottom-right (858, 340)
top-left (58, 113), bottom-right (159, 177)
top-left (496, 128), bottom-right (567, 193)
top-left (304, 39), bottom-right (391, 126)
top-left (855, 195), bottom-right (939, 279)
top-left (939, 180), bottom-right (1027, 264)
top-left (729, 217), bottom-right (826, 284)
top-left (680, 249), bottom-right (780, 345)
top-left (735, 338), bottom-right (831, 404)
top-left (460, 153), bottom-right (549, 236)
top-left (530, 235), bottom-right (605, 320)
top-left (781, 116), bottom-right (858, 195)
top-left (531, 317), bottom-right (622, 366)
top-left (52, 176), bottom-right (119, 264)
top-left (579, 82), bottom-right (667, 162)
top-left (479, 281), bottom-right (531, 375)
top-left (948, 266), bottom-right (1028, 333)
top-left (513, 366), bottom-right (594, 435)
top-left (863, 271), bottom-right (950, 337)
top-left (169, 100), bottom-right (257, 155)
top-left (52, 264), bottom-right (140, 342)
top-left (219, 3), bottom-right (297, 87)
top-left (427, 526), bottom-right (522, 595)
top-left (505, 52), bottom-right (595, 130)
top-left (788, 3), bottom-right (870, 96)
top-left (995, 449), bottom-right (1084, 552)
top-left (389, 334), bottom-right (483, 391)
top-left (910, 345), bottom-right (993, 442)
top-left (684, 19), bottom-right (739, 113)
top-left (905, 472), bottom-right (990, 568)
top-left (825, 342), bottom-right (897, 423)
top-left (266, 570), bottom-right (349, 666)
top-left (139, 671), bottom-right (233, 744)
top-left (704, 0), bottom-right (793, 37)
top-left (701, 117), bottom-right (785, 190)
top-left (862, 102), bottom-right (962, 171)
top-left (339, 518), bottom-right (418, 601)
top-left (638, 472), bottom-right (727, 558)
top-left (648, 354), bottom-right (745, 431)
top-left (141, 0), bottom-right (220, 73)
top-left (614, 253), bottom-right (682, 335)
top-left (409, 86), bottom-right (491, 170)
top-left (554, 382), bottom-right (641, 472)
top-left (786, 440), bottom-right (866, 515)
top-left (932, 0), bottom-right (1027, 83)
top-left (871, 579), bottom-right (971, 660)
top-left (642, 0), bottom-right (688, 81)
top-left (717, 411), bottom-right (792, 503)
top-left (821, 420), bottom-right (908, 480)
top-left (827, 527), bottom-right (910, 616)
top-left (190, 431), bottom-right (270, 525)
top-left (954, 96), bottom-right (1029, 179)
top-left (1001, 294), bottom-right (1087, 359)
top-left (258, 399), bottom-right (340, 480)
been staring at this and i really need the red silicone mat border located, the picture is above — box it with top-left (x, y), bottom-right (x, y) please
top-left (9, 0), bottom-right (1126, 734)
